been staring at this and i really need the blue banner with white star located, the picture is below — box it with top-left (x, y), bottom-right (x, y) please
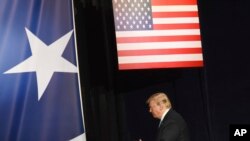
top-left (0, 0), bottom-right (86, 141)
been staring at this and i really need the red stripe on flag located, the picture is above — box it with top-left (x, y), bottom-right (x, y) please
top-left (118, 48), bottom-right (202, 56)
top-left (116, 35), bottom-right (201, 43)
top-left (153, 12), bottom-right (198, 18)
top-left (119, 61), bottom-right (203, 70)
top-left (152, 0), bottom-right (198, 5)
top-left (153, 23), bottom-right (200, 30)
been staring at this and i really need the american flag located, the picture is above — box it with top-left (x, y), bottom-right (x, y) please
top-left (112, 0), bottom-right (203, 70)
top-left (0, 0), bottom-right (86, 140)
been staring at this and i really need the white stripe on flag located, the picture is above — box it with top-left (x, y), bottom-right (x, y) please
top-left (117, 41), bottom-right (202, 50)
top-left (153, 17), bottom-right (199, 24)
top-left (118, 54), bottom-right (203, 64)
top-left (152, 5), bottom-right (198, 12)
top-left (116, 29), bottom-right (200, 37)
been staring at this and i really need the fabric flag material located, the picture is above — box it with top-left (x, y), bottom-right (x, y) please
top-left (0, 0), bottom-right (86, 141)
top-left (112, 0), bottom-right (203, 70)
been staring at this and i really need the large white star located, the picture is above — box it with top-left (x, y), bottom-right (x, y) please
top-left (4, 27), bottom-right (78, 100)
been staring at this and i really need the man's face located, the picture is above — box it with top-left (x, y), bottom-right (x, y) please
top-left (148, 100), bottom-right (162, 119)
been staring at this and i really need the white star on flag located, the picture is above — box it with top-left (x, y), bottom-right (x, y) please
top-left (69, 133), bottom-right (86, 141)
top-left (4, 27), bottom-right (78, 100)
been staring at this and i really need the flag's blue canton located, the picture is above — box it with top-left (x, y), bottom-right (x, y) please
top-left (0, 0), bottom-right (85, 141)
top-left (113, 0), bottom-right (153, 31)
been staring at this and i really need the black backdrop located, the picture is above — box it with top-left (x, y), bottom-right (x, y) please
top-left (74, 0), bottom-right (250, 141)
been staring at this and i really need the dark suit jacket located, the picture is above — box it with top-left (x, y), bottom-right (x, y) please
top-left (156, 109), bottom-right (190, 141)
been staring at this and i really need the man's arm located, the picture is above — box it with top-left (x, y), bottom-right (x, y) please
top-left (159, 121), bottom-right (180, 141)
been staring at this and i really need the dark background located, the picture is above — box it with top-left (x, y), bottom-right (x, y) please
top-left (74, 0), bottom-right (250, 141)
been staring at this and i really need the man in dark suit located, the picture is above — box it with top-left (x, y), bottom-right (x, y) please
top-left (146, 92), bottom-right (190, 141)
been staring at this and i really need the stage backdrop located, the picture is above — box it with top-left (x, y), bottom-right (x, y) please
top-left (0, 0), bottom-right (86, 141)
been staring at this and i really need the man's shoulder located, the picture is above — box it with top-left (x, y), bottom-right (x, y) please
top-left (165, 109), bottom-right (186, 123)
